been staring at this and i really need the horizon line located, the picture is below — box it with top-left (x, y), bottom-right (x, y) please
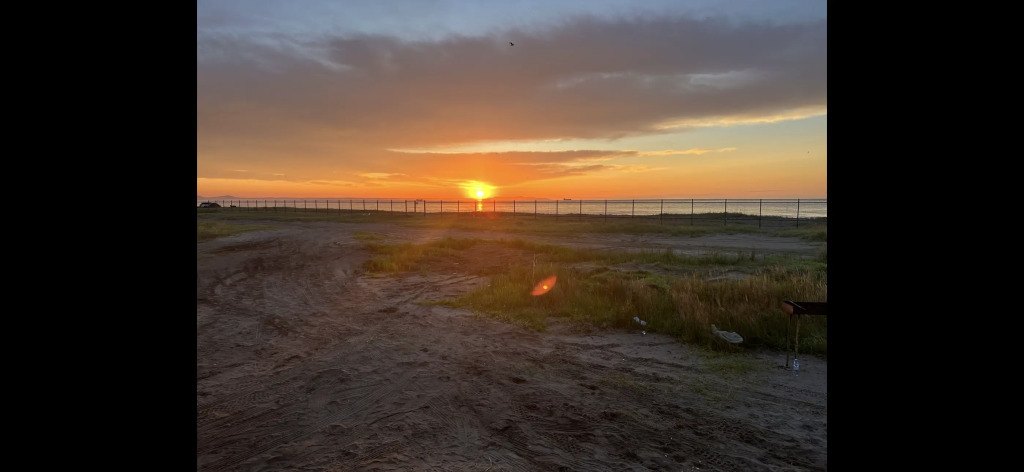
top-left (197, 195), bottom-right (828, 201)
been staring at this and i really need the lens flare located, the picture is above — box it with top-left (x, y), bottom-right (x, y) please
top-left (531, 275), bottom-right (557, 296)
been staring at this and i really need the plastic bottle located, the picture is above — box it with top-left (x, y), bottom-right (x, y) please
top-left (793, 358), bottom-right (800, 376)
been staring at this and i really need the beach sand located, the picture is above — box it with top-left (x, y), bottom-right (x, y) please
top-left (197, 219), bottom-right (827, 471)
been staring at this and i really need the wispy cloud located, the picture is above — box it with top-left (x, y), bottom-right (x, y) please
top-left (635, 148), bottom-right (737, 157)
top-left (359, 172), bottom-right (408, 179)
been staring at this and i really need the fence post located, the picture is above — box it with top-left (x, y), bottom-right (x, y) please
top-left (534, 200), bottom-right (537, 219)
top-left (660, 199), bottom-right (664, 225)
top-left (556, 200), bottom-right (559, 220)
top-left (513, 200), bottom-right (516, 217)
top-left (759, 199), bottom-right (762, 228)
top-left (632, 200), bottom-right (635, 218)
top-left (796, 199), bottom-right (801, 228)
top-left (724, 199), bottom-right (728, 226)
top-left (690, 200), bottom-right (694, 226)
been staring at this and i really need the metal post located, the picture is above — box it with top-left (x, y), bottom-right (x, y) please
top-left (631, 200), bottom-right (635, 218)
top-left (534, 200), bottom-right (537, 219)
top-left (759, 199), bottom-right (762, 228)
top-left (690, 200), bottom-right (694, 226)
top-left (579, 200), bottom-right (582, 221)
top-left (660, 199), bottom-right (664, 224)
top-left (724, 199), bottom-right (728, 226)
top-left (794, 315), bottom-right (801, 363)
top-left (513, 200), bottom-right (516, 217)
top-left (493, 199), bottom-right (496, 213)
top-left (556, 200), bottom-right (559, 220)
top-left (785, 313), bottom-right (792, 369)
top-left (604, 200), bottom-right (607, 222)
top-left (796, 199), bottom-right (801, 228)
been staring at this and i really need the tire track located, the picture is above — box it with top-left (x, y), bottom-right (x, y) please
top-left (200, 370), bottom-right (417, 472)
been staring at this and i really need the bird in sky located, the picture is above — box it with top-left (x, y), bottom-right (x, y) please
top-left (510, 42), bottom-right (514, 46)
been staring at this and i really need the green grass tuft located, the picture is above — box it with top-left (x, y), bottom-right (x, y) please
top-left (197, 221), bottom-right (276, 242)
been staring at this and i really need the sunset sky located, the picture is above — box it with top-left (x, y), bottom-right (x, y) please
top-left (197, 0), bottom-right (826, 200)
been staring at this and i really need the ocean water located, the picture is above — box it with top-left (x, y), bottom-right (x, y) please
top-left (197, 198), bottom-right (827, 220)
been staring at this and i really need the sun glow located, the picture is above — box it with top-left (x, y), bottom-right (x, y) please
top-left (460, 181), bottom-right (495, 200)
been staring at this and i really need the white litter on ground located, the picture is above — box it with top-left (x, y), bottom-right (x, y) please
top-left (711, 324), bottom-right (743, 343)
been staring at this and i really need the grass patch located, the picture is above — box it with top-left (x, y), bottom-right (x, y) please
top-left (197, 221), bottom-right (276, 242)
top-left (372, 237), bottom-right (828, 355)
top-left (197, 207), bottom-right (826, 241)
top-left (363, 237), bottom-right (480, 274)
top-left (198, 208), bottom-right (827, 355)
top-left (353, 230), bottom-right (387, 241)
top-left (771, 224), bottom-right (828, 242)
top-left (698, 349), bottom-right (765, 376)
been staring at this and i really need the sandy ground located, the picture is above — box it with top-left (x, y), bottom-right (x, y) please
top-left (197, 220), bottom-right (827, 471)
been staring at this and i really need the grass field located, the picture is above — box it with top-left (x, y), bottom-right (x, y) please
top-left (198, 208), bottom-right (827, 355)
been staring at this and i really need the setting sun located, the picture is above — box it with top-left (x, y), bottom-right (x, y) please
top-left (475, 190), bottom-right (484, 198)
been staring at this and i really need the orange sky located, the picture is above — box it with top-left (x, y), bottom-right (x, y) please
top-left (197, 1), bottom-right (826, 200)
